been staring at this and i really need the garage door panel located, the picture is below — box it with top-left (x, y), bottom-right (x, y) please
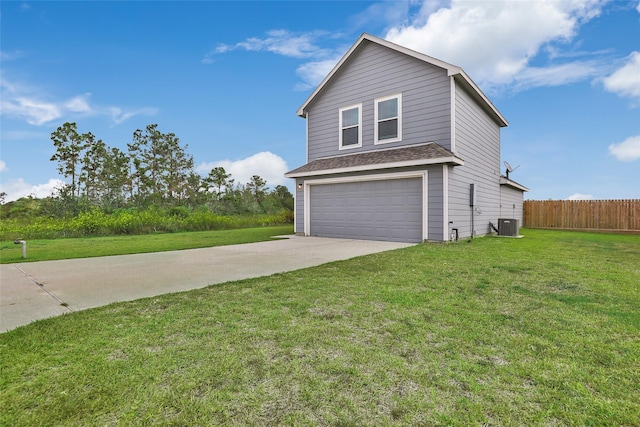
top-left (390, 212), bottom-right (408, 222)
top-left (309, 178), bottom-right (423, 243)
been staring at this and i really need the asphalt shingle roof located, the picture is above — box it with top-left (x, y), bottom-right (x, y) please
top-left (285, 142), bottom-right (460, 176)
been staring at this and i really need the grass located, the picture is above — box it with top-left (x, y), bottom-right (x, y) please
top-left (1, 229), bottom-right (638, 425)
top-left (0, 225), bottom-right (293, 263)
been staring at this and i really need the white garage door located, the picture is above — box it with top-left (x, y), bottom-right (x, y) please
top-left (309, 178), bottom-right (423, 243)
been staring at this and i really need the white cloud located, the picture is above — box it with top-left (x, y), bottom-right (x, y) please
top-left (0, 160), bottom-right (7, 172)
top-left (602, 51), bottom-right (640, 99)
top-left (347, 1), bottom-right (413, 30)
top-left (208, 30), bottom-right (344, 90)
top-left (1, 130), bottom-right (48, 140)
top-left (567, 193), bottom-right (595, 200)
top-left (0, 178), bottom-right (64, 202)
top-left (1, 96), bottom-right (62, 125)
top-left (608, 135), bottom-right (640, 162)
top-left (513, 60), bottom-right (608, 91)
top-left (108, 107), bottom-right (158, 126)
top-left (64, 94), bottom-right (92, 113)
top-left (0, 50), bottom-right (26, 61)
top-left (295, 56), bottom-right (344, 91)
top-left (385, 0), bottom-right (606, 90)
top-left (212, 30), bottom-right (330, 59)
top-left (197, 151), bottom-right (289, 187)
top-left (207, 1), bottom-right (617, 93)
top-left (1, 77), bottom-right (62, 124)
top-left (0, 77), bottom-right (156, 126)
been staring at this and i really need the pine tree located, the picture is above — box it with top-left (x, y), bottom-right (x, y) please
top-left (50, 122), bottom-right (90, 198)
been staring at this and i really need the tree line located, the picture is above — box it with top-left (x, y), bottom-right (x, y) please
top-left (5, 122), bottom-right (293, 219)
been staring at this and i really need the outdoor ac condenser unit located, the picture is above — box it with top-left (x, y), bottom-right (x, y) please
top-left (498, 218), bottom-right (518, 236)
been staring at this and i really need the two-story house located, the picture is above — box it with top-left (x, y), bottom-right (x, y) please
top-left (285, 33), bottom-right (528, 243)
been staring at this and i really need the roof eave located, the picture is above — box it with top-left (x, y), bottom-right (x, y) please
top-left (297, 33), bottom-right (371, 117)
top-left (297, 33), bottom-right (508, 127)
top-left (285, 156), bottom-right (464, 179)
top-left (500, 176), bottom-right (529, 192)
top-left (451, 71), bottom-right (508, 127)
top-left (297, 33), bottom-right (463, 117)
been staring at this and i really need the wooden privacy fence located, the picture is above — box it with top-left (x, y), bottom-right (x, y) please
top-left (524, 199), bottom-right (640, 232)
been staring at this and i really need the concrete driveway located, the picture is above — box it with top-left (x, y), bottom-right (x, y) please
top-left (1, 236), bottom-right (413, 332)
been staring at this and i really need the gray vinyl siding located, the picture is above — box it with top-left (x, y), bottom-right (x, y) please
top-left (448, 82), bottom-right (502, 239)
top-left (305, 41), bottom-right (451, 162)
top-left (500, 186), bottom-right (524, 227)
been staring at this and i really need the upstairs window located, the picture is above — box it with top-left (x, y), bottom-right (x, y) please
top-left (375, 94), bottom-right (402, 144)
top-left (339, 104), bottom-right (362, 149)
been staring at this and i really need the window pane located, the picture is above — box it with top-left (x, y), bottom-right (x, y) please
top-left (342, 108), bottom-right (359, 127)
top-left (378, 98), bottom-right (397, 120)
top-left (342, 127), bottom-right (359, 145)
top-left (378, 119), bottom-right (397, 140)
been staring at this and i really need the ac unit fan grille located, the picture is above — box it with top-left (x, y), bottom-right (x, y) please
top-left (498, 218), bottom-right (518, 236)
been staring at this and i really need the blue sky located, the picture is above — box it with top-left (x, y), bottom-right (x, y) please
top-left (1, 0), bottom-right (639, 202)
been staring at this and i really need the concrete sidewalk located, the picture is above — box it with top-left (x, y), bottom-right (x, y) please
top-left (1, 236), bottom-right (413, 332)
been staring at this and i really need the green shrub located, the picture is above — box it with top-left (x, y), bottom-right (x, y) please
top-left (0, 206), bottom-right (294, 240)
top-left (168, 205), bottom-right (191, 218)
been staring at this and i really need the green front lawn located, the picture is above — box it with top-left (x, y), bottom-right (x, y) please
top-left (1, 229), bottom-right (638, 425)
top-left (0, 225), bottom-right (293, 263)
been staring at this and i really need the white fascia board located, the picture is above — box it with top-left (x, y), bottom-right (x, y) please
top-left (297, 33), bottom-right (462, 118)
top-left (304, 170), bottom-right (427, 186)
top-left (370, 35), bottom-right (460, 74)
top-left (500, 176), bottom-right (529, 192)
top-left (296, 33), bottom-right (370, 117)
top-left (296, 32), bottom-right (508, 128)
top-left (451, 71), bottom-right (508, 127)
top-left (284, 156), bottom-right (464, 179)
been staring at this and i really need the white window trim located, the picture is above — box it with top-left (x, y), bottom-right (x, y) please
top-left (374, 93), bottom-right (402, 145)
top-left (338, 103), bottom-right (362, 150)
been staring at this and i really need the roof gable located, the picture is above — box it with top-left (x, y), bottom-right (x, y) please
top-left (297, 33), bottom-right (507, 127)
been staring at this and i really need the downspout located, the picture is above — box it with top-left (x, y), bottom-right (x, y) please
top-left (470, 183), bottom-right (476, 239)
